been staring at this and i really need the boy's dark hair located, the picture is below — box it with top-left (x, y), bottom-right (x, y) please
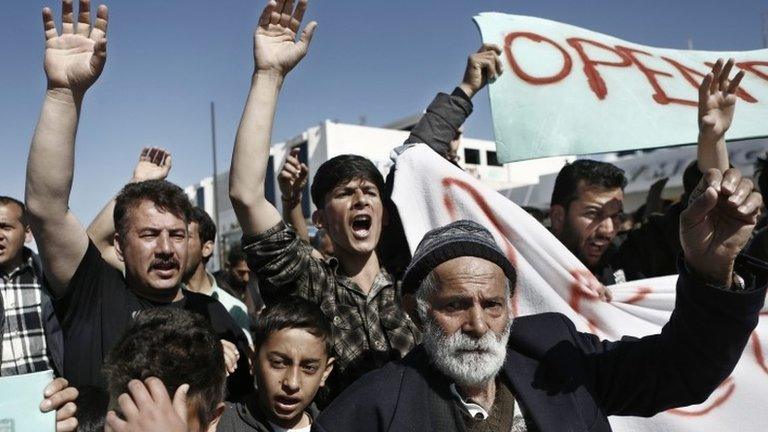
top-left (0, 196), bottom-right (27, 226)
top-left (189, 207), bottom-right (216, 263)
top-left (227, 243), bottom-right (245, 265)
top-left (114, 180), bottom-right (192, 240)
top-left (310, 155), bottom-right (386, 208)
top-left (102, 308), bottom-right (225, 428)
top-left (74, 386), bottom-right (109, 432)
top-left (756, 153), bottom-right (768, 197)
top-left (551, 160), bottom-right (627, 210)
top-left (253, 298), bottom-right (333, 357)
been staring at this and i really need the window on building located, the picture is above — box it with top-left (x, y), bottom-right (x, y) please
top-left (296, 141), bottom-right (310, 216)
top-left (464, 148), bottom-right (481, 165)
top-left (486, 151), bottom-right (502, 167)
top-left (195, 186), bottom-right (205, 208)
top-left (265, 156), bottom-right (275, 205)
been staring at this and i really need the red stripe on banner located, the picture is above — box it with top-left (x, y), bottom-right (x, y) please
top-left (752, 332), bottom-right (768, 376)
top-left (668, 378), bottom-right (735, 417)
top-left (624, 287), bottom-right (653, 304)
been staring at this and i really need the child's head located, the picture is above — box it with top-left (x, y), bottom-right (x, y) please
top-left (253, 299), bottom-right (335, 429)
top-left (103, 308), bottom-right (226, 432)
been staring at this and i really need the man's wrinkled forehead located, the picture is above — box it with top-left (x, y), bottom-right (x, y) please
top-left (433, 257), bottom-right (506, 292)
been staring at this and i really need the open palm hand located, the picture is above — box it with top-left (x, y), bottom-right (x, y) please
top-left (698, 59), bottom-right (745, 140)
top-left (43, 0), bottom-right (108, 94)
top-left (254, 0), bottom-right (317, 76)
top-left (132, 148), bottom-right (172, 182)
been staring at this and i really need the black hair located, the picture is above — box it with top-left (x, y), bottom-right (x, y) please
top-left (253, 298), bottom-right (333, 357)
top-left (682, 160), bottom-right (704, 200)
top-left (0, 196), bottom-right (27, 226)
top-left (189, 207), bottom-right (216, 263)
top-left (551, 160), bottom-right (627, 210)
top-left (74, 385), bottom-right (109, 432)
top-left (227, 243), bottom-right (245, 265)
top-left (310, 155), bottom-right (386, 208)
top-left (114, 180), bottom-right (192, 240)
top-left (756, 153), bottom-right (768, 197)
top-left (102, 308), bottom-right (225, 428)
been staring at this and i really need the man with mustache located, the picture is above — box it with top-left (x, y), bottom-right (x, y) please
top-left (24, 0), bottom-right (252, 399)
top-left (316, 163), bottom-right (766, 431)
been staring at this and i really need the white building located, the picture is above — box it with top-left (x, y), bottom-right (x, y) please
top-left (184, 116), bottom-right (572, 269)
top-left (503, 138), bottom-right (768, 211)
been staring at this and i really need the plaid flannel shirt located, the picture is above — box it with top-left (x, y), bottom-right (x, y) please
top-left (1, 252), bottom-right (51, 375)
top-left (243, 222), bottom-right (421, 397)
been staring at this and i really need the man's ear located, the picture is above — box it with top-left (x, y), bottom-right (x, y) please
top-left (114, 234), bottom-right (126, 263)
top-left (401, 293), bottom-right (422, 329)
top-left (550, 204), bottom-right (565, 235)
top-left (312, 209), bottom-right (325, 229)
top-left (205, 402), bottom-right (227, 432)
top-left (24, 226), bottom-right (33, 244)
top-left (319, 357), bottom-right (335, 388)
top-left (202, 240), bottom-right (215, 261)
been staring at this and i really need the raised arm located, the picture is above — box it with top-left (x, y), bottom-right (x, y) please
top-left (87, 148), bottom-right (172, 272)
top-left (229, 0), bottom-right (316, 236)
top-left (25, 0), bottom-right (108, 294)
top-left (404, 44), bottom-right (502, 159)
top-left (277, 148), bottom-right (311, 241)
top-left (696, 58), bottom-right (745, 172)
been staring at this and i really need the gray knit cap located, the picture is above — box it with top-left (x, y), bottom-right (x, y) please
top-left (401, 220), bottom-right (517, 295)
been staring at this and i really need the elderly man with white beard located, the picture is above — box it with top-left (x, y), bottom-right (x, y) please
top-left (314, 167), bottom-right (768, 432)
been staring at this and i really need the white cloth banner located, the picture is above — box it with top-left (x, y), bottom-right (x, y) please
top-left (473, 13), bottom-right (768, 163)
top-left (390, 144), bottom-right (768, 432)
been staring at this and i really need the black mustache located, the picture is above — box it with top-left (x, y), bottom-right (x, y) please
top-left (150, 259), bottom-right (179, 269)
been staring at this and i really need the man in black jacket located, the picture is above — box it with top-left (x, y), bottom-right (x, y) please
top-left (315, 165), bottom-right (766, 432)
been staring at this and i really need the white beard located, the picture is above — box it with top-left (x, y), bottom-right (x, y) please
top-left (422, 316), bottom-right (511, 387)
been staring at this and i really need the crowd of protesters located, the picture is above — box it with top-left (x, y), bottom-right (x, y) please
top-left (2, 0), bottom-right (767, 431)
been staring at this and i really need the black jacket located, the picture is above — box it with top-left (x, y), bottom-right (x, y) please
top-left (314, 263), bottom-right (766, 432)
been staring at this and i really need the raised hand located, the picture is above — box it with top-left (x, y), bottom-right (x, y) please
top-left (254, 0), bottom-right (317, 76)
top-left (131, 147), bottom-right (172, 183)
top-left (698, 59), bottom-right (745, 142)
top-left (680, 168), bottom-right (762, 286)
top-left (43, 0), bottom-right (108, 95)
top-left (278, 148), bottom-right (309, 205)
top-left (458, 44), bottom-right (503, 99)
top-left (105, 378), bottom-right (188, 432)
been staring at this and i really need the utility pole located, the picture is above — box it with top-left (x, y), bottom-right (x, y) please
top-left (210, 102), bottom-right (222, 270)
top-left (686, 37), bottom-right (693, 50)
top-left (763, 12), bottom-right (768, 48)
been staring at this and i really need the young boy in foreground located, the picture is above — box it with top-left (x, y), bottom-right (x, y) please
top-left (217, 299), bottom-right (334, 432)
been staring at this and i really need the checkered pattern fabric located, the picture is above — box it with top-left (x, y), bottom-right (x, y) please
top-left (243, 222), bottom-right (421, 394)
top-left (1, 255), bottom-right (51, 375)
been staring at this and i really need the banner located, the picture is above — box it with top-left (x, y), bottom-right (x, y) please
top-left (391, 144), bottom-right (768, 432)
top-left (0, 370), bottom-right (55, 431)
top-left (473, 13), bottom-right (768, 163)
